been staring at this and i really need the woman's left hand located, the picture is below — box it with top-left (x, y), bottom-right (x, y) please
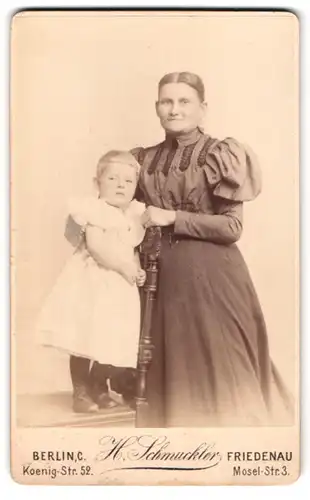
top-left (141, 206), bottom-right (176, 228)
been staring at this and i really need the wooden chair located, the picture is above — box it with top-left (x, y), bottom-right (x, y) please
top-left (135, 227), bottom-right (161, 427)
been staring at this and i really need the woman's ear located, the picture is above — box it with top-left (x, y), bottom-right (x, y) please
top-left (199, 102), bottom-right (208, 130)
top-left (201, 101), bottom-right (208, 112)
top-left (201, 101), bottom-right (208, 119)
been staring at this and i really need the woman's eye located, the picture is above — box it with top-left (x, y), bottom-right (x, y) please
top-left (126, 179), bottom-right (133, 184)
top-left (180, 99), bottom-right (190, 104)
top-left (108, 176), bottom-right (116, 180)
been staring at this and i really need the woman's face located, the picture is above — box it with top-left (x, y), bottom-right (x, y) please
top-left (156, 82), bottom-right (205, 135)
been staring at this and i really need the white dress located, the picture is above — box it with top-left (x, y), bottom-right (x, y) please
top-left (37, 197), bottom-right (145, 368)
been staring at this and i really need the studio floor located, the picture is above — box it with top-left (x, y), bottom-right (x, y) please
top-left (15, 392), bottom-right (135, 428)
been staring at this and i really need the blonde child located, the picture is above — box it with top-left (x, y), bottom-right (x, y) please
top-left (37, 151), bottom-right (146, 413)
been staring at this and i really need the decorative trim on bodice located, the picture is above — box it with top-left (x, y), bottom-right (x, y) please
top-left (131, 132), bottom-right (220, 176)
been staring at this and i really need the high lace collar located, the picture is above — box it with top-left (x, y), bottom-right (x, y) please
top-left (165, 127), bottom-right (204, 147)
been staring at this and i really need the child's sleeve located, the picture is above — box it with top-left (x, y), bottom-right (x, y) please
top-left (64, 197), bottom-right (102, 248)
top-left (64, 198), bottom-right (90, 247)
top-left (67, 197), bottom-right (95, 227)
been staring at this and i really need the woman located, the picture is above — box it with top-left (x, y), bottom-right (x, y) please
top-left (131, 71), bottom-right (293, 427)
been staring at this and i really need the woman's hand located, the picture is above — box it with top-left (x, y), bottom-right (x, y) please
top-left (141, 206), bottom-right (176, 228)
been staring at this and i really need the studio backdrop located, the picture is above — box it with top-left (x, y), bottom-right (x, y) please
top-left (11, 12), bottom-right (298, 397)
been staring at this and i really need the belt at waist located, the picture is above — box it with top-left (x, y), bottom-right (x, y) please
top-left (160, 225), bottom-right (192, 244)
top-left (140, 226), bottom-right (196, 257)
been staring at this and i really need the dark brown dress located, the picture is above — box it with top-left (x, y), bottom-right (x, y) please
top-left (132, 128), bottom-right (293, 427)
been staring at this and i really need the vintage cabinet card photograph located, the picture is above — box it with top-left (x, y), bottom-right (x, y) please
top-left (10, 9), bottom-right (299, 486)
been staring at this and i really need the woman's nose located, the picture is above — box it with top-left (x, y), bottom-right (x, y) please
top-left (169, 103), bottom-right (180, 115)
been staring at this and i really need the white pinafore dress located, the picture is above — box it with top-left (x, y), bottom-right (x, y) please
top-left (37, 197), bottom-right (145, 368)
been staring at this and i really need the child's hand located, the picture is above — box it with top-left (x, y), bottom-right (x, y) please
top-left (120, 262), bottom-right (139, 286)
top-left (136, 268), bottom-right (146, 287)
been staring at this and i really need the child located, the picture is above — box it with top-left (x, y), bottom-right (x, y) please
top-left (37, 150), bottom-right (146, 413)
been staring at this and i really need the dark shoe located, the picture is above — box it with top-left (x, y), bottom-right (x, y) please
top-left (73, 386), bottom-right (99, 413)
top-left (96, 392), bottom-right (119, 410)
top-left (110, 367), bottom-right (137, 401)
top-left (88, 363), bottom-right (110, 396)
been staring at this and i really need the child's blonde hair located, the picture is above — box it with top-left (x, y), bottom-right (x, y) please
top-left (96, 150), bottom-right (141, 180)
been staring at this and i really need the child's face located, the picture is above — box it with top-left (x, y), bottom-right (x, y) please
top-left (97, 162), bottom-right (137, 208)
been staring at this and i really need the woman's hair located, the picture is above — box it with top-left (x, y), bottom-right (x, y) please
top-left (96, 150), bottom-right (141, 179)
top-left (158, 72), bottom-right (205, 102)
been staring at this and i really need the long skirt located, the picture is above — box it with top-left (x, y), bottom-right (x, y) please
top-left (145, 237), bottom-right (294, 427)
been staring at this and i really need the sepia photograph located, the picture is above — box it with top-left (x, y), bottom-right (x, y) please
top-left (10, 10), bottom-right (299, 485)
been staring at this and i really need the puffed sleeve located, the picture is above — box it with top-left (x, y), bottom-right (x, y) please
top-left (67, 197), bottom-right (119, 230)
top-left (67, 197), bottom-right (93, 228)
top-left (67, 197), bottom-right (105, 229)
top-left (131, 146), bottom-right (146, 202)
top-left (130, 146), bottom-right (145, 165)
top-left (204, 137), bottom-right (262, 202)
top-left (173, 139), bottom-right (261, 244)
top-left (64, 197), bottom-right (94, 248)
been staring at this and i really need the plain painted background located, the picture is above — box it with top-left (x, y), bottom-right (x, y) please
top-left (12, 12), bottom-right (298, 396)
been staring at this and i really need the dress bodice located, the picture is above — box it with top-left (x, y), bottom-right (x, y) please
top-left (132, 128), bottom-right (261, 215)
